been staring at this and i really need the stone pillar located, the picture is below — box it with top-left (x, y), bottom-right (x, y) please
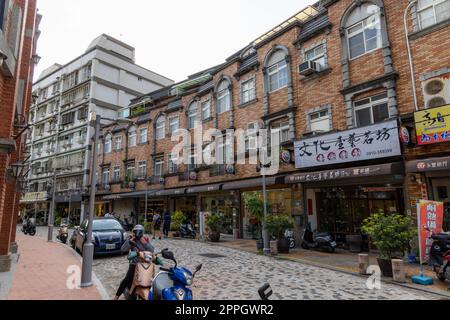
top-left (358, 254), bottom-right (370, 275)
top-left (270, 240), bottom-right (278, 255)
top-left (0, 254), bottom-right (12, 272)
top-left (392, 259), bottom-right (406, 283)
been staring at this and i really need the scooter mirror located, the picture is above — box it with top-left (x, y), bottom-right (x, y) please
top-left (162, 250), bottom-right (175, 261)
top-left (258, 283), bottom-right (272, 300)
top-left (195, 264), bottom-right (203, 272)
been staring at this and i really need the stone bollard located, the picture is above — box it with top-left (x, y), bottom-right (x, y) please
top-left (358, 254), bottom-right (370, 275)
top-left (392, 259), bottom-right (406, 283)
top-left (270, 240), bottom-right (278, 255)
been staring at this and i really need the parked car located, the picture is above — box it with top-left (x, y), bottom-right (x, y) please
top-left (70, 218), bottom-right (128, 256)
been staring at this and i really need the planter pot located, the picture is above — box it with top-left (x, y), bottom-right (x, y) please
top-left (277, 238), bottom-right (290, 254)
top-left (256, 239), bottom-right (264, 251)
top-left (377, 258), bottom-right (394, 277)
top-left (346, 235), bottom-right (363, 253)
top-left (209, 231), bottom-right (220, 243)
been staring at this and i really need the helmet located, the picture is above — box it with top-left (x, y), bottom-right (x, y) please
top-left (133, 225), bottom-right (145, 240)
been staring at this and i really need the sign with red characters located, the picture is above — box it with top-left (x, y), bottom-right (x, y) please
top-left (416, 200), bottom-right (444, 264)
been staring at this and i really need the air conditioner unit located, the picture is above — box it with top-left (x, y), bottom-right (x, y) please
top-left (298, 61), bottom-right (320, 76)
top-left (36, 167), bottom-right (43, 174)
top-left (159, 177), bottom-right (165, 185)
top-left (104, 184), bottom-right (111, 191)
top-left (422, 75), bottom-right (450, 109)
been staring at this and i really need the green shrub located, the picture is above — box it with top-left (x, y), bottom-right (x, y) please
top-left (144, 222), bottom-right (153, 234)
top-left (361, 213), bottom-right (416, 260)
top-left (266, 215), bottom-right (295, 239)
top-left (55, 216), bottom-right (62, 227)
top-left (171, 211), bottom-right (186, 232)
top-left (206, 213), bottom-right (222, 233)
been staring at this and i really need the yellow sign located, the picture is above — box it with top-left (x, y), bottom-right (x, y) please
top-left (20, 192), bottom-right (48, 203)
top-left (415, 104), bottom-right (450, 145)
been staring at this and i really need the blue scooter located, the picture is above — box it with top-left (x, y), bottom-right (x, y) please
top-left (149, 249), bottom-right (202, 300)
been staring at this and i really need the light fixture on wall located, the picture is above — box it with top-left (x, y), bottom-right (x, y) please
top-left (31, 54), bottom-right (41, 65)
top-left (0, 50), bottom-right (7, 66)
top-left (7, 161), bottom-right (27, 180)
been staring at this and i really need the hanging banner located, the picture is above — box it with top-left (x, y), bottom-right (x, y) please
top-left (294, 120), bottom-right (401, 169)
top-left (414, 104), bottom-right (450, 145)
top-left (416, 200), bottom-right (444, 264)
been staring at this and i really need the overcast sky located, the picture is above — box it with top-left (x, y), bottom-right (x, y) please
top-left (34, 0), bottom-right (317, 83)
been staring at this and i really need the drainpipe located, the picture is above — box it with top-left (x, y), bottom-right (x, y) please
top-left (404, 0), bottom-right (419, 112)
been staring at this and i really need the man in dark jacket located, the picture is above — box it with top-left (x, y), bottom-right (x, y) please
top-left (163, 211), bottom-right (171, 239)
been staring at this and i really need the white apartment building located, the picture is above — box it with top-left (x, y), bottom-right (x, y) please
top-left (22, 34), bottom-right (173, 223)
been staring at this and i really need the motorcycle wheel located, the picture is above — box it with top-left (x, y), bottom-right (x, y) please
top-left (123, 289), bottom-right (136, 301)
top-left (301, 242), bottom-right (310, 250)
top-left (436, 271), bottom-right (447, 282)
top-left (289, 240), bottom-right (296, 249)
top-left (61, 237), bottom-right (67, 244)
top-left (326, 246), bottom-right (335, 253)
top-left (29, 230), bottom-right (36, 236)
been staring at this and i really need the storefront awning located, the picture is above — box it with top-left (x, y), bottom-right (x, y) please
top-left (55, 194), bottom-right (82, 203)
top-left (285, 162), bottom-right (404, 184)
top-left (153, 188), bottom-right (186, 197)
top-left (221, 176), bottom-right (277, 191)
top-left (185, 184), bottom-right (222, 194)
top-left (406, 156), bottom-right (450, 173)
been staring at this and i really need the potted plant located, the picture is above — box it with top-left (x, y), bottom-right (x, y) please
top-left (171, 211), bottom-right (185, 237)
top-left (207, 213), bottom-right (222, 242)
top-left (243, 192), bottom-right (270, 251)
top-left (361, 213), bottom-right (416, 277)
top-left (266, 215), bottom-right (295, 254)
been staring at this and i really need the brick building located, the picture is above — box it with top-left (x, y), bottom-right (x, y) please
top-left (93, 0), bottom-right (450, 242)
top-left (0, 0), bottom-right (40, 272)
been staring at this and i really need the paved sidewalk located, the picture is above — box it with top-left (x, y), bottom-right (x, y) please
top-left (215, 239), bottom-right (450, 296)
top-left (7, 234), bottom-right (103, 300)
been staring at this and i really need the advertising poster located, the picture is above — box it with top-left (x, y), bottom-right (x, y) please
top-left (414, 104), bottom-right (450, 146)
top-left (416, 200), bottom-right (444, 264)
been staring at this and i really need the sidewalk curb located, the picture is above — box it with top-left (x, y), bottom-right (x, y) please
top-left (205, 240), bottom-right (450, 300)
top-left (45, 237), bottom-right (110, 301)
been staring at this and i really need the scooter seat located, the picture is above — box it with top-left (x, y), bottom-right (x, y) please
top-left (316, 233), bottom-right (331, 238)
top-left (152, 272), bottom-right (173, 300)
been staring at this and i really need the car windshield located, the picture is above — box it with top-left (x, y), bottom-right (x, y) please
top-left (92, 219), bottom-right (123, 231)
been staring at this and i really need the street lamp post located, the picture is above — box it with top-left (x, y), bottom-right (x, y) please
top-left (261, 163), bottom-right (271, 256)
top-left (47, 170), bottom-right (58, 242)
top-left (80, 114), bottom-right (133, 288)
top-left (80, 115), bottom-right (101, 288)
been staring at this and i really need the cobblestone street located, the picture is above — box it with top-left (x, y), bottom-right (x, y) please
top-left (92, 238), bottom-right (444, 300)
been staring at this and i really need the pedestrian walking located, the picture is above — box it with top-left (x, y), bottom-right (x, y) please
top-left (153, 211), bottom-right (162, 240)
top-left (163, 211), bottom-right (171, 238)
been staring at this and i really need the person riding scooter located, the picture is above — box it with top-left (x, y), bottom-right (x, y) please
top-left (113, 225), bottom-right (154, 300)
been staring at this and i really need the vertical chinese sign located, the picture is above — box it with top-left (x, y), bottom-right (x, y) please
top-left (416, 200), bottom-right (444, 264)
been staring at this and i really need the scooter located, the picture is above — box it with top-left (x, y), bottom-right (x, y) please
top-left (150, 249), bottom-right (202, 300)
top-left (430, 232), bottom-right (450, 282)
top-left (123, 243), bottom-right (164, 301)
top-left (179, 221), bottom-right (196, 239)
top-left (57, 223), bottom-right (69, 244)
top-left (22, 219), bottom-right (36, 236)
top-left (285, 229), bottom-right (296, 249)
top-left (301, 223), bottom-right (336, 253)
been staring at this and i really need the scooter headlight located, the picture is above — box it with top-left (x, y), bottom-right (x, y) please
top-left (175, 288), bottom-right (186, 300)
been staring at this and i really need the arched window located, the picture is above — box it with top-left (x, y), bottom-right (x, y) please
top-left (187, 101), bottom-right (197, 129)
top-left (266, 50), bottom-right (288, 92)
top-left (128, 126), bottom-right (137, 147)
top-left (216, 80), bottom-right (231, 114)
top-left (104, 134), bottom-right (112, 153)
top-left (155, 115), bottom-right (166, 140)
top-left (345, 3), bottom-right (382, 59)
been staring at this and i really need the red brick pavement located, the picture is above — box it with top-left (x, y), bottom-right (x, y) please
top-left (8, 234), bottom-right (103, 300)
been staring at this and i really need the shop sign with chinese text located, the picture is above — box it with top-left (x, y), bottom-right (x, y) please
top-left (416, 200), bottom-right (444, 264)
top-left (294, 120), bottom-right (401, 169)
top-left (414, 104), bottom-right (450, 145)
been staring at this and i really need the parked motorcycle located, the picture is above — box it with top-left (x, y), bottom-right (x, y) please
top-left (150, 249), bottom-right (202, 300)
top-left (285, 229), bottom-right (296, 249)
top-left (301, 223), bottom-right (336, 253)
top-left (22, 218), bottom-right (36, 236)
top-left (57, 222), bottom-right (69, 244)
top-left (430, 232), bottom-right (450, 282)
top-left (179, 221), bottom-right (196, 239)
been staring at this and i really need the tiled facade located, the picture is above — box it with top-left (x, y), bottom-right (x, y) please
top-left (94, 0), bottom-right (450, 239)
